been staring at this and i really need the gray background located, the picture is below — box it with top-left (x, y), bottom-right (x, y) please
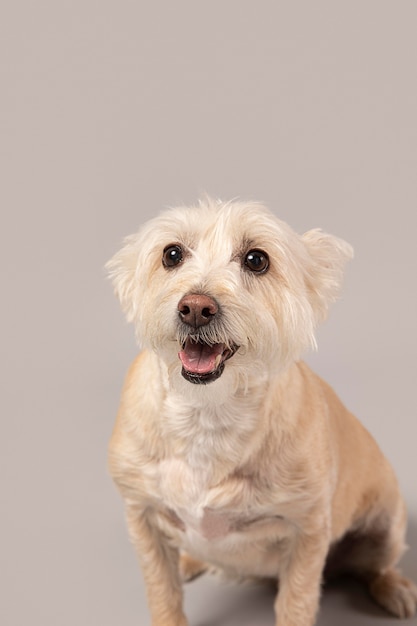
top-left (1, 1), bottom-right (416, 625)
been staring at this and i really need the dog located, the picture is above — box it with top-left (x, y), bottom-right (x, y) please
top-left (107, 197), bottom-right (417, 626)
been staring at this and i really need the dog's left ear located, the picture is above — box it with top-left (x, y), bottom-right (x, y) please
top-left (302, 229), bottom-right (354, 323)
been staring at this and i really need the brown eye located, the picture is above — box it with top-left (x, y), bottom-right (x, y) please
top-left (163, 244), bottom-right (183, 268)
top-left (244, 249), bottom-right (269, 274)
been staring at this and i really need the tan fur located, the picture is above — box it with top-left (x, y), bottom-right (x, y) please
top-left (107, 198), bottom-right (416, 626)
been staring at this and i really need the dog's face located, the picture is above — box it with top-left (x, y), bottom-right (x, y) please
top-left (107, 199), bottom-right (352, 393)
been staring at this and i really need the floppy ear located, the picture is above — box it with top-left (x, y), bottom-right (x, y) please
top-left (302, 229), bottom-right (354, 323)
top-left (106, 234), bottom-right (141, 323)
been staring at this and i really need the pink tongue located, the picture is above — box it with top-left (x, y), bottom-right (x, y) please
top-left (178, 341), bottom-right (225, 374)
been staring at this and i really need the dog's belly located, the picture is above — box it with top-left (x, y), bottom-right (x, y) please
top-left (176, 512), bottom-right (290, 578)
top-left (157, 505), bottom-right (292, 579)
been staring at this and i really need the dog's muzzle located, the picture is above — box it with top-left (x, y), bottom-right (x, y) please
top-left (177, 294), bottom-right (238, 384)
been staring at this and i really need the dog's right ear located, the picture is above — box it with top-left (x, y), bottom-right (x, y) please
top-left (106, 234), bottom-right (141, 323)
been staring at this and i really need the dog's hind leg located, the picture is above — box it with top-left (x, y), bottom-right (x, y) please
top-left (331, 497), bottom-right (417, 618)
top-left (366, 502), bottom-right (417, 618)
top-left (369, 568), bottom-right (417, 618)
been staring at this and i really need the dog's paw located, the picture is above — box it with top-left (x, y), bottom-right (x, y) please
top-left (179, 553), bottom-right (208, 583)
top-left (369, 569), bottom-right (417, 618)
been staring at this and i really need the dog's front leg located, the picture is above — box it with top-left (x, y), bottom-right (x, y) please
top-left (125, 505), bottom-right (187, 626)
top-left (274, 528), bottom-right (329, 626)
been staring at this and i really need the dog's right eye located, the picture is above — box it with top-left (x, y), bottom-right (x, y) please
top-left (162, 244), bottom-right (184, 268)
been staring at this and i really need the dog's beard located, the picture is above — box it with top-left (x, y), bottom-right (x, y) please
top-left (176, 324), bottom-right (239, 385)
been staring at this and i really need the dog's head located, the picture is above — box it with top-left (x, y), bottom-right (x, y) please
top-left (107, 198), bottom-right (353, 393)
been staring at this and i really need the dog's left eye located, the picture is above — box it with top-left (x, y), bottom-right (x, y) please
top-left (244, 249), bottom-right (269, 274)
top-left (163, 244), bottom-right (184, 268)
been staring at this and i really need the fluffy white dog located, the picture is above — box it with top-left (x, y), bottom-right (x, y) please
top-left (107, 198), bottom-right (416, 626)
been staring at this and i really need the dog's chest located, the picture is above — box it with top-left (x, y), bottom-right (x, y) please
top-left (149, 390), bottom-right (293, 550)
top-left (154, 397), bottom-right (260, 538)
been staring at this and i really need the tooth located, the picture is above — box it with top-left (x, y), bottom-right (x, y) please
top-left (214, 354), bottom-right (222, 368)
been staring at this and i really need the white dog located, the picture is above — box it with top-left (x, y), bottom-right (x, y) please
top-left (107, 198), bottom-right (416, 626)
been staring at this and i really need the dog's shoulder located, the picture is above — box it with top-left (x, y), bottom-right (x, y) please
top-left (108, 350), bottom-right (166, 479)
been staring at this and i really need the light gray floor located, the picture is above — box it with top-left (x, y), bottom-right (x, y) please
top-left (2, 2), bottom-right (416, 625)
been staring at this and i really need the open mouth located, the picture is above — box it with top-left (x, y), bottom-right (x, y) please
top-left (178, 338), bottom-right (238, 384)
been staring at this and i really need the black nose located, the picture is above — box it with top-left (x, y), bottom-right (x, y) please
top-left (178, 294), bottom-right (218, 328)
